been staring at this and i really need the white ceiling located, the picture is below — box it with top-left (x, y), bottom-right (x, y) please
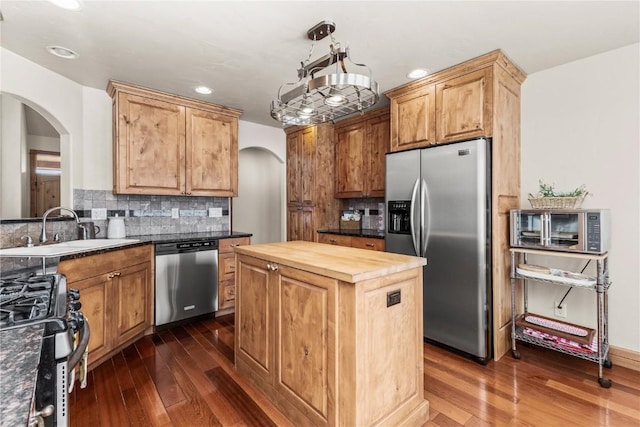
top-left (1, 1), bottom-right (638, 129)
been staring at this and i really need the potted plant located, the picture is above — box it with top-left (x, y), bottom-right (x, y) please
top-left (528, 181), bottom-right (588, 209)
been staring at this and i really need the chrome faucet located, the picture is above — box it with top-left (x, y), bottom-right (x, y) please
top-left (39, 206), bottom-right (80, 244)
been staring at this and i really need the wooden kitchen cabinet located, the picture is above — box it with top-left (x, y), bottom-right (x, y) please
top-left (334, 107), bottom-right (389, 198)
top-left (389, 84), bottom-right (436, 151)
top-left (285, 123), bottom-right (339, 241)
top-left (317, 233), bottom-right (385, 251)
top-left (385, 49), bottom-right (527, 360)
top-left (234, 242), bottom-right (429, 427)
top-left (217, 236), bottom-right (251, 310)
top-left (57, 244), bottom-right (154, 369)
top-left (435, 67), bottom-right (493, 143)
top-left (108, 80), bottom-right (242, 197)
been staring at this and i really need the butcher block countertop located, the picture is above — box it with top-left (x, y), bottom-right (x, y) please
top-left (233, 240), bottom-right (426, 283)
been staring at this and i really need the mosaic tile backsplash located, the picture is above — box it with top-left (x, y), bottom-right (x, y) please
top-left (72, 189), bottom-right (230, 237)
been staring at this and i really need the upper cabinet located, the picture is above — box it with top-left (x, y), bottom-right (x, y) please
top-left (435, 68), bottom-right (493, 143)
top-left (389, 85), bottom-right (436, 151)
top-left (334, 107), bottom-right (389, 198)
top-left (385, 50), bottom-right (522, 151)
top-left (107, 81), bottom-right (242, 196)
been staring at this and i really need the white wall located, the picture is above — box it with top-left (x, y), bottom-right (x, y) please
top-left (521, 43), bottom-right (640, 352)
top-left (0, 48), bottom-right (83, 210)
top-left (0, 95), bottom-right (26, 217)
top-left (238, 121), bottom-right (287, 241)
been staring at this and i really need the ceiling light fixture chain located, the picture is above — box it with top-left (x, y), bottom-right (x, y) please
top-left (270, 20), bottom-right (379, 126)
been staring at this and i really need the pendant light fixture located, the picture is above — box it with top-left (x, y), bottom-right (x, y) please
top-left (270, 20), bottom-right (379, 126)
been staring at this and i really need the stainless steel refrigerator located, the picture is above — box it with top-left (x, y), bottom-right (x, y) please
top-left (385, 138), bottom-right (492, 362)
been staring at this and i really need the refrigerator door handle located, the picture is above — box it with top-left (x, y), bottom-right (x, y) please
top-left (410, 177), bottom-right (420, 256)
top-left (421, 178), bottom-right (429, 257)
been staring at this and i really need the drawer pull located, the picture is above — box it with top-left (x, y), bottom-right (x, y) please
top-left (329, 239), bottom-right (337, 244)
top-left (366, 243), bottom-right (374, 248)
top-left (230, 243), bottom-right (240, 247)
top-left (229, 264), bottom-right (236, 270)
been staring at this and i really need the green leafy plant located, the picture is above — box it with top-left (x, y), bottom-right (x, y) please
top-left (537, 180), bottom-right (587, 198)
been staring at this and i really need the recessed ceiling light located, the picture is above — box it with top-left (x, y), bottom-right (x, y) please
top-left (194, 86), bottom-right (213, 95)
top-left (407, 68), bottom-right (430, 79)
top-left (48, 0), bottom-right (83, 11)
top-left (46, 45), bottom-right (79, 59)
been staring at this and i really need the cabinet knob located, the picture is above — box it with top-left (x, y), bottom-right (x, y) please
top-left (266, 263), bottom-right (279, 272)
top-left (230, 243), bottom-right (239, 247)
top-left (366, 243), bottom-right (374, 248)
top-left (329, 239), bottom-right (337, 244)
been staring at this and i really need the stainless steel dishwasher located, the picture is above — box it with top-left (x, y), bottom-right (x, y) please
top-left (155, 239), bottom-right (219, 326)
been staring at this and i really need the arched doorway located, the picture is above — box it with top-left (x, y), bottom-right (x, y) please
top-left (232, 147), bottom-right (284, 244)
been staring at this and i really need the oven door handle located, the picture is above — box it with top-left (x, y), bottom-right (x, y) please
top-left (68, 317), bottom-right (90, 370)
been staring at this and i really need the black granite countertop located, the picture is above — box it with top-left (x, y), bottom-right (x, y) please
top-left (317, 229), bottom-right (385, 239)
top-left (0, 325), bottom-right (45, 427)
top-left (127, 230), bottom-right (252, 244)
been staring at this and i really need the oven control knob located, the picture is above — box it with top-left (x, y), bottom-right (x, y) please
top-left (68, 288), bottom-right (80, 300)
top-left (69, 301), bottom-right (82, 311)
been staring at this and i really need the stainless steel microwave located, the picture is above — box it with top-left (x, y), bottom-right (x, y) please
top-left (510, 209), bottom-right (610, 254)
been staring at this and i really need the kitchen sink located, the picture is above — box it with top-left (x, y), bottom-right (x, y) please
top-left (0, 239), bottom-right (140, 258)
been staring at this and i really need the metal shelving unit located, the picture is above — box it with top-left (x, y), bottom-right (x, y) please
top-left (510, 248), bottom-right (612, 388)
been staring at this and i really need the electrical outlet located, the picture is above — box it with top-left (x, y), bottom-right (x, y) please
top-left (554, 301), bottom-right (567, 318)
top-left (171, 208), bottom-right (180, 219)
top-left (208, 207), bottom-right (222, 217)
top-left (91, 208), bottom-right (107, 220)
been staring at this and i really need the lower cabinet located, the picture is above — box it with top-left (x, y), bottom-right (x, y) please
top-left (235, 251), bottom-right (427, 426)
top-left (217, 236), bottom-right (251, 310)
top-left (57, 244), bottom-right (154, 369)
top-left (317, 233), bottom-right (385, 251)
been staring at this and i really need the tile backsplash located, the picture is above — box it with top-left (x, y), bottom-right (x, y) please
top-left (339, 198), bottom-right (385, 231)
top-left (73, 189), bottom-right (230, 237)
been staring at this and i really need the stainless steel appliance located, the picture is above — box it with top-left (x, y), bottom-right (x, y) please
top-left (155, 239), bottom-right (219, 326)
top-left (510, 209), bottom-right (610, 254)
top-left (385, 138), bottom-right (492, 362)
top-left (0, 272), bottom-right (90, 427)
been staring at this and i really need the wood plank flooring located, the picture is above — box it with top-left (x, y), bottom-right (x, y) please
top-left (69, 314), bottom-right (640, 426)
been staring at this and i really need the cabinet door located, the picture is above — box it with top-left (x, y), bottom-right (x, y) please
top-left (299, 126), bottom-right (317, 206)
top-left (274, 264), bottom-right (337, 425)
top-left (366, 113), bottom-right (389, 197)
top-left (436, 68), bottom-right (493, 143)
top-left (186, 108), bottom-right (238, 196)
top-left (335, 122), bottom-right (365, 198)
top-left (235, 255), bottom-right (275, 385)
top-left (390, 85), bottom-right (436, 151)
top-left (114, 262), bottom-right (152, 345)
top-left (72, 274), bottom-right (112, 366)
top-left (287, 206), bottom-right (315, 242)
top-left (286, 131), bottom-right (301, 206)
top-left (115, 93), bottom-right (186, 195)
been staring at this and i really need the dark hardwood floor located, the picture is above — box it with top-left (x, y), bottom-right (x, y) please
top-left (69, 314), bottom-right (640, 426)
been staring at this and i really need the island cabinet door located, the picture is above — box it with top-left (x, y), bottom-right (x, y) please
top-left (235, 255), bottom-right (276, 389)
top-left (274, 265), bottom-right (338, 427)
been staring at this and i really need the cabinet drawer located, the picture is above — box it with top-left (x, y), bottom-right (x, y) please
top-left (219, 251), bottom-right (237, 281)
top-left (219, 279), bottom-right (236, 309)
top-left (317, 233), bottom-right (352, 247)
top-left (219, 237), bottom-right (251, 253)
top-left (59, 244), bottom-right (153, 283)
top-left (351, 237), bottom-right (385, 251)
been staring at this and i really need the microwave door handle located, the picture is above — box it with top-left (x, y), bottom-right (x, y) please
top-left (543, 213), bottom-right (552, 246)
top-left (410, 177), bottom-right (420, 256)
top-left (539, 214), bottom-right (545, 246)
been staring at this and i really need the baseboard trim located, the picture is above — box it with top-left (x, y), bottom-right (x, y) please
top-left (609, 345), bottom-right (640, 371)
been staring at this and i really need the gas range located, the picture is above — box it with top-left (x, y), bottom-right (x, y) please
top-left (0, 272), bottom-right (89, 427)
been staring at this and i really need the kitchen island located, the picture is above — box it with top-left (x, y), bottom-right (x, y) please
top-left (233, 241), bottom-right (429, 427)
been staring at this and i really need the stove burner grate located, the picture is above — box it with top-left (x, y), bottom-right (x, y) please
top-left (0, 274), bottom-right (56, 328)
